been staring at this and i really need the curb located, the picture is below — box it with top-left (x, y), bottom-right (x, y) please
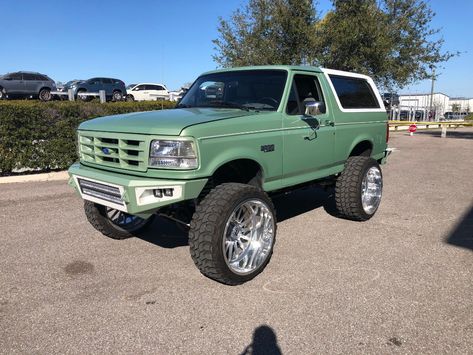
top-left (0, 171), bottom-right (69, 184)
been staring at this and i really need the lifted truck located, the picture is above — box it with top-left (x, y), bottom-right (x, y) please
top-left (68, 66), bottom-right (390, 285)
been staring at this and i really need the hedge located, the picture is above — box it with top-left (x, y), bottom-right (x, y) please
top-left (0, 100), bottom-right (175, 175)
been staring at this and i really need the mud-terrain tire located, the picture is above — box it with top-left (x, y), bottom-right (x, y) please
top-left (189, 183), bottom-right (277, 285)
top-left (84, 201), bottom-right (154, 240)
top-left (335, 156), bottom-right (383, 221)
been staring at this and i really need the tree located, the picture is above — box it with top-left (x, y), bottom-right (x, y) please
top-left (213, 0), bottom-right (456, 90)
top-left (212, 0), bottom-right (319, 67)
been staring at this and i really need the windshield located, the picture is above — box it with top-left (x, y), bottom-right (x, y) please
top-left (178, 70), bottom-right (287, 111)
top-left (127, 84), bottom-right (137, 89)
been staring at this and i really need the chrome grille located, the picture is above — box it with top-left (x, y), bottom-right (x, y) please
top-left (79, 132), bottom-right (147, 171)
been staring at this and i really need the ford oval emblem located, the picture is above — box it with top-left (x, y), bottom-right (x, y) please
top-left (102, 147), bottom-right (111, 155)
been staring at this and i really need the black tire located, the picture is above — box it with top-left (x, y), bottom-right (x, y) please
top-left (38, 88), bottom-right (51, 102)
top-left (112, 90), bottom-right (123, 102)
top-left (84, 201), bottom-right (154, 240)
top-left (0, 87), bottom-right (5, 100)
top-left (335, 156), bottom-right (383, 221)
top-left (189, 183), bottom-right (277, 285)
top-left (126, 94), bottom-right (134, 102)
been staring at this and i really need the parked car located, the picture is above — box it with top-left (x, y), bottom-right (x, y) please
top-left (126, 83), bottom-right (169, 101)
top-left (68, 65), bottom-right (390, 285)
top-left (0, 71), bottom-right (56, 101)
top-left (63, 77), bottom-right (126, 101)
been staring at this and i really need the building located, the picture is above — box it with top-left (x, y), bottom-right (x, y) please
top-left (396, 93), bottom-right (472, 121)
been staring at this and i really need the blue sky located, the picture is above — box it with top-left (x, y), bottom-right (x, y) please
top-left (1, 0), bottom-right (471, 96)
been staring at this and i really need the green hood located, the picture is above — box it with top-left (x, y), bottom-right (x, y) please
top-left (79, 108), bottom-right (257, 136)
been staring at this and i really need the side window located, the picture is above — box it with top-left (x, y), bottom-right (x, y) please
top-left (155, 85), bottom-right (165, 91)
top-left (23, 73), bottom-right (37, 81)
top-left (329, 75), bottom-right (380, 109)
top-left (134, 85), bottom-right (145, 91)
top-left (286, 74), bottom-right (326, 115)
top-left (10, 73), bottom-right (23, 80)
top-left (102, 78), bottom-right (113, 84)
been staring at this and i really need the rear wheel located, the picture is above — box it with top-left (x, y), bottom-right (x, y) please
top-left (112, 90), bottom-right (123, 102)
top-left (39, 88), bottom-right (51, 102)
top-left (0, 88), bottom-right (4, 100)
top-left (335, 156), bottom-right (383, 221)
top-left (189, 183), bottom-right (276, 285)
top-left (84, 201), bottom-right (154, 239)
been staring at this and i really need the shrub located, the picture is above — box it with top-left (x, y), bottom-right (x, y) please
top-left (0, 100), bottom-right (175, 175)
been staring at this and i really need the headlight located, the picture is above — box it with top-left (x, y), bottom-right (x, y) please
top-left (149, 140), bottom-right (198, 169)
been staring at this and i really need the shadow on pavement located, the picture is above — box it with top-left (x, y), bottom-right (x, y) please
top-left (136, 216), bottom-right (189, 248)
top-left (272, 186), bottom-right (334, 222)
top-left (240, 325), bottom-right (282, 355)
top-left (416, 129), bottom-right (473, 140)
top-left (445, 204), bottom-right (473, 251)
top-left (135, 186), bottom-right (335, 248)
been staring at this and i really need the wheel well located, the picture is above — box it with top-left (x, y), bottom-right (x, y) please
top-left (349, 141), bottom-right (373, 157)
top-left (113, 89), bottom-right (122, 93)
top-left (39, 86), bottom-right (51, 93)
top-left (213, 159), bottom-right (262, 185)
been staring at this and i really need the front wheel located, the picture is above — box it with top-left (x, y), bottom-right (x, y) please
top-left (126, 94), bottom-right (134, 102)
top-left (189, 183), bottom-right (276, 285)
top-left (335, 156), bottom-right (383, 221)
top-left (84, 201), bottom-right (154, 239)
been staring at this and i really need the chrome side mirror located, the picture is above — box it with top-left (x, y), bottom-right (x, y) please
top-left (304, 99), bottom-right (324, 116)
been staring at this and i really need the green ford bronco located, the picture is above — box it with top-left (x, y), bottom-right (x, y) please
top-left (68, 66), bottom-right (390, 285)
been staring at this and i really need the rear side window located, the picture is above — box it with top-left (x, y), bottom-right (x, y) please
top-left (23, 73), bottom-right (37, 81)
top-left (102, 78), bottom-right (113, 84)
top-left (329, 75), bottom-right (380, 109)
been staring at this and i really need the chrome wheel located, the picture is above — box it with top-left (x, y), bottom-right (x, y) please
top-left (106, 207), bottom-right (148, 232)
top-left (113, 91), bottom-right (122, 101)
top-left (361, 166), bottom-right (383, 215)
top-left (223, 199), bottom-right (275, 275)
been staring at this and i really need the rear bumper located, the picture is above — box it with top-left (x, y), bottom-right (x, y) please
top-left (68, 163), bottom-right (208, 217)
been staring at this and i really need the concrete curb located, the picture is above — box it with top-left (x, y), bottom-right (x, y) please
top-left (0, 171), bottom-right (69, 184)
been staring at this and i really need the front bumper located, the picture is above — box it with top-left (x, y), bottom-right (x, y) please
top-left (68, 163), bottom-right (208, 217)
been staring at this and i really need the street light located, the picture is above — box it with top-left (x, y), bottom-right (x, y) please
top-left (429, 64), bottom-right (435, 122)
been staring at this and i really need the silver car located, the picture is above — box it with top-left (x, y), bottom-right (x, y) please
top-left (0, 71), bottom-right (56, 101)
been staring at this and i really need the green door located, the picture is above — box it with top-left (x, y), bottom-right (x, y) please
top-left (281, 72), bottom-right (335, 187)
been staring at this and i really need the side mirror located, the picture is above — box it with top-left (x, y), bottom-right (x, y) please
top-left (304, 99), bottom-right (324, 116)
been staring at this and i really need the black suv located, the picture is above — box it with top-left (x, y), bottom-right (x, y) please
top-left (63, 77), bottom-right (126, 101)
top-left (0, 71), bottom-right (56, 101)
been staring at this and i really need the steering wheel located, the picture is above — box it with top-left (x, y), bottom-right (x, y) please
top-left (257, 97), bottom-right (279, 107)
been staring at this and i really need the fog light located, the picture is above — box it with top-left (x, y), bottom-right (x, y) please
top-left (153, 189), bottom-right (163, 198)
top-left (164, 188), bottom-right (173, 197)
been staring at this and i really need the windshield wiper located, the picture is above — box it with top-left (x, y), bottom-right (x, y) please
top-left (176, 103), bottom-right (193, 108)
top-left (202, 101), bottom-right (250, 111)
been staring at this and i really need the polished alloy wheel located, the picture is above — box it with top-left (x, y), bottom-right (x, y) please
top-left (106, 207), bottom-right (148, 232)
top-left (223, 199), bottom-right (275, 275)
top-left (361, 166), bottom-right (383, 214)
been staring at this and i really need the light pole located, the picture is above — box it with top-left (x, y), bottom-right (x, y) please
top-left (429, 64), bottom-right (435, 121)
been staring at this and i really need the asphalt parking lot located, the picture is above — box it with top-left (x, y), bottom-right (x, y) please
top-left (1, 128), bottom-right (472, 354)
